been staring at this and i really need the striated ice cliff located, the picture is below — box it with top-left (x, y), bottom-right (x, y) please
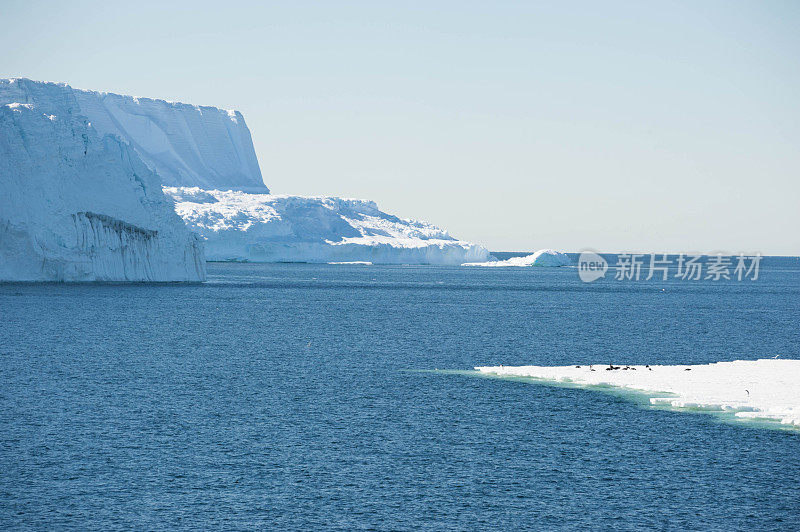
top-left (0, 78), bottom-right (265, 192)
top-left (164, 187), bottom-right (492, 264)
top-left (0, 99), bottom-right (205, 282)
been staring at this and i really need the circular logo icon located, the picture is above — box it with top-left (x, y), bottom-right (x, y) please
top-left (578, 250), bottom-right (608, 283)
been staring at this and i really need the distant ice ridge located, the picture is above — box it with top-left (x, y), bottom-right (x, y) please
top-left (463, 249), bottom-right (571, 267)
top-left (476, 360), bottom-right (800, 428)
top-left (0, 100), bottom-right (205, 281)
top-left (164, 187), bottom-right (492, 265)
top-left (0, 78), bottom-right (266, 192)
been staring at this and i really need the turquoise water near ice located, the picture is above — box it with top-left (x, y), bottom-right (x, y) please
top-left (1, 258), bottom-right (799, 529)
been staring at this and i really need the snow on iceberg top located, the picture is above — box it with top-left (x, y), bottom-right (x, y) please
top-left (163, 187), bottom-right (459, 242)
top-left (0, 78), bottom-right (267, 193)
top-left (463, 249), bottom-right (571, 267)
top-left (163, 187), bottom-right (493, 264)
top-left (476, 359), bottom-right (800, 429)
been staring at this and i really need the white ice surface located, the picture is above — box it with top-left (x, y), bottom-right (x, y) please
top-left (0, 98), bottom-right (205, 281)
top-left (476, 360), bottom-right (800, 428)
top-left (0, 78), bottom-right (266, 192)
top-left (463, 249), bottom-right (571, 267)
top-left (164, 187), bottom-right (492, 265)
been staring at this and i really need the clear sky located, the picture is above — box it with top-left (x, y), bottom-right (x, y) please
top-left (3, 0), bottom-right (798, 254)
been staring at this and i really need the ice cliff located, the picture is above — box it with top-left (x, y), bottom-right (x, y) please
top-left (164, 187), bottom-right (491, 264)
top-left (0, 78), bottom-right (265, 192)
top-left (2, 78), bottom-right (489, 268)
top-left (0, 82), bottom-right (205, 281)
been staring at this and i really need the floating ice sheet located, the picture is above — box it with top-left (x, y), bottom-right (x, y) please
top-left (475, 359), bottom-right (800, 429)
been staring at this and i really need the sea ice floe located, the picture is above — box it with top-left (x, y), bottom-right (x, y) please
top-left (475, 359), bottom-right (800, 428)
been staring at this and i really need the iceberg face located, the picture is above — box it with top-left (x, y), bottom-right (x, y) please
top-left (164, 187), bottom-right (492, 265)
top-left (463, 249), bottom-right (571, 267)
top-left (0, 78), bottom-right (266, 192)
top-left (476, 360), bottom-right (800, 429)
top-left (0, 100), bottom-right (205, 282)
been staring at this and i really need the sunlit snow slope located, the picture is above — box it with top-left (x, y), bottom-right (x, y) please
top-left (476, 360), bottom-right (800, 428)
top-left (165, 187), bottom-right (492, 264)
top-left (0, 82), bottom-right (205, 281)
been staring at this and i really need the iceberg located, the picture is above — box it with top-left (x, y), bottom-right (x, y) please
top-left (0, 82), bottom-right (205, 282)
top-left (1, 78), bottom-right (491, 267)
top-left (463, 249), bottom-right (571, 267)
top-left (476, 359), bottom-right (800, 428)
top-left (164, 187), bottom-right (492, 264)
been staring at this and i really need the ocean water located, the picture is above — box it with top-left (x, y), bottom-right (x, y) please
top-left (1, 258), bottom-right (799, 530)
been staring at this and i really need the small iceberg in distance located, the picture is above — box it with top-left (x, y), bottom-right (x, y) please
top-left (475, 359), bottom-right (800, 429)
top-left (462, 249), bottom-right (571, 267)
top-left (328, 261), bottom-right (373, 265)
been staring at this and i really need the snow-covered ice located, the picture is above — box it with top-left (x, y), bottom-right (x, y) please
top-left (476, 360), bottom-right (800, 428)
top-left (164, 187), bottom-right (492, 265)
top-left (0, 98), bottom-right (205, 282)
top-left (463, 249), bottom-right (571, 267)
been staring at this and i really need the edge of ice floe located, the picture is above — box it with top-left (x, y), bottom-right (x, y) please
top-left (474, 360), bottom-right (800, 430)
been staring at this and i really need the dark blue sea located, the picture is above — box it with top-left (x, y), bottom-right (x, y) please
top-left (1, 256), bottom-right (799, 530)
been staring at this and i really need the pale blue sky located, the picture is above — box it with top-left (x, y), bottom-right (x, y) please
top-left (3, 0), bottom-right (798, 253)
